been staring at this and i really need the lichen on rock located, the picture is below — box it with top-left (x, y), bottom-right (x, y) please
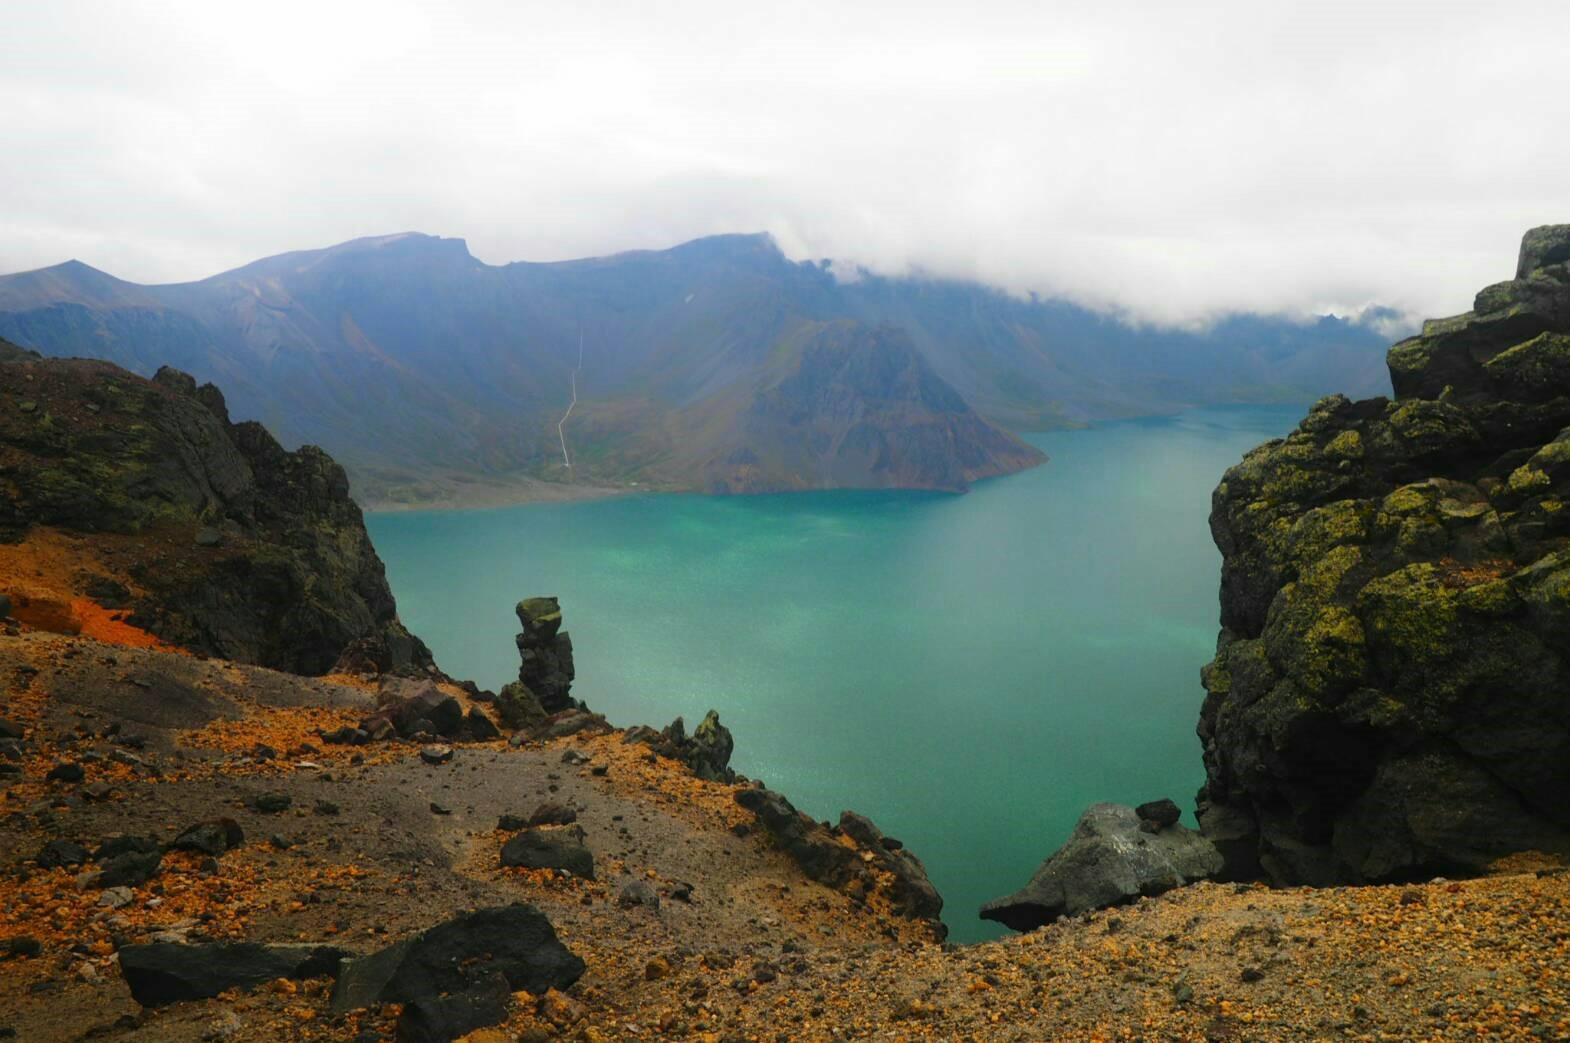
top-left (1199, 226), bottom-right (1570, 885)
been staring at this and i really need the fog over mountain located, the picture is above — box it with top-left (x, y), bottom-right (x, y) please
top-left (5, 2), bottom-right (1570, 325)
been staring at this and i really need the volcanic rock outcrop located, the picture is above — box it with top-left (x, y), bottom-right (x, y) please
top-left (495, 597), bottom-right (576, 720)
top-left (624, 710), bottom-right (737, 782)
top-left (1198, 226), bottom-right (1570, 885)
top-left (734, 785), bottom-right (945, 932)
top-left (0, 341), bottom-right (432, 675)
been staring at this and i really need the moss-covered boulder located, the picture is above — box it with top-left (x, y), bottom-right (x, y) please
top-left (0, 341), bottom-right (433, 676)
top-left (1199, 227), bottom-right (1570, 884)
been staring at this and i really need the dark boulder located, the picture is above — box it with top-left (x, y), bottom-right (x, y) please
top-left (36, 839), bottom-right (88, 869)
top-left (981, 804), bottom-right (1222, 932)
top-left (328, 904), bottom-right (583, 1035)
top-left (377, 680), bottom-right (464, 739)
top-left (465, 707), bottom-right (501, 741)
top-left (118, 942), bottom-right (349, 1006)
top-left (525, 803), bottom-right (578, 828)
top-left (251, 792), bottom-right (292, 814)
top-left (45, 762), bottom-right (84, 783)
top-left (93, 835), bottom-right (159, 860)
top-left (95, 850), bottom-right (163, 889)
top-left (168, 819), bottom-right (244, 857)
top-left (499, 827), bottom-right (595, 879)
top-left (1135, 798), bottom-right (1182, 832)
top-left (396, 970), bottom-right (512, 1043)
top-left (1200, 226), bottom-right (1570, 885)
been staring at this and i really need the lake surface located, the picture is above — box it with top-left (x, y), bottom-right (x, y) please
top-left (367, 404), bottom-right (1302, 942)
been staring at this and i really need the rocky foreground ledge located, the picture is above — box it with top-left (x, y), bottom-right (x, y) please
top-left (1, 611), bottom-right (1566, 1041)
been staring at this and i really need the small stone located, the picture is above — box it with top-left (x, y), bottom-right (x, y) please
top-left (618, 880), bottom-right (660, 910)
top-left (1240, 966), bottom-right (1264, 983)
top-left (98, 886), bottom-right (135, 909)
top-left (251, 792), bottom-right (291, 814)
top-left (313, 800), bottom-right (340, 817)
top-left (419, 744), bottom-right (453, 765)
top-left (430, 802), bottom-right (452, 816)
top-left (644, 956), bottom-right (672, 980)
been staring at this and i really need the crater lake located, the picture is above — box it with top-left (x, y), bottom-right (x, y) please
top-left (367, 403), bottom-right (1303, 942)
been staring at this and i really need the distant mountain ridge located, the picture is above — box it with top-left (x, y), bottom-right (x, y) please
top-left (0, 232), bottom-right (1391, 504)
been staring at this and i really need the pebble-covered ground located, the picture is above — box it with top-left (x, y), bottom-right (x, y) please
top-left (1, 620), bottom-right (1566, 1042)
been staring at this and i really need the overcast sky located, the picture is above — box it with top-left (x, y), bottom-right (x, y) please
top-left (3, 1), bottom-right (1568, 325)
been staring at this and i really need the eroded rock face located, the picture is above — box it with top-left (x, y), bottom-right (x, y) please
top-left (1199, 226), bottom-right (1570, 885)
top-left (980, 803), bottom-right (1221, 932)
top-left (0, 346), bottom-right (433, 676)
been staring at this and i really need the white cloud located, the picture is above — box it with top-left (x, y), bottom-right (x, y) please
top-left (2, 0), bottom-right (1568, 325)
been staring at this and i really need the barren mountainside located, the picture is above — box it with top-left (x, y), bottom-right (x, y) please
top-left (0, 232), bottom-right (1389, 504)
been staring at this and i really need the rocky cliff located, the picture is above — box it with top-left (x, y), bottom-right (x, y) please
top-left (1198, 226), bottom-right (1570, 884)
top-left (0, 338), bottom-right (432, 676)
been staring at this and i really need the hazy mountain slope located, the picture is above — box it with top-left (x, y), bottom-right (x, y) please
top-left (0, 232), bottom-right (1391, 502)
top-left (655, 320), bottom-right (1047, 493)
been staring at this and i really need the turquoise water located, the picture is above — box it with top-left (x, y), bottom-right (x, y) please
top-left (367, 404), bottom-right (1302, 942)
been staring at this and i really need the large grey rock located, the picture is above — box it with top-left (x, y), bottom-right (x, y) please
top-left (980, 803), bottom-right (1222, 932)
top-left (119, 942), bottom-right (350, 1006)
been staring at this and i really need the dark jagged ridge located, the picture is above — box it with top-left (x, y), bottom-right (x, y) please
top-left (0, 339), bottom-right (432, 676)
top-left (1198, 226), bottom-right (1570, 884)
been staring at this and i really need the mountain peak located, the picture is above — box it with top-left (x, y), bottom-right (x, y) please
top-left (207, 232), bottom-right (477, 283)
top-left (0, 257), bottom-right (149, 309)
